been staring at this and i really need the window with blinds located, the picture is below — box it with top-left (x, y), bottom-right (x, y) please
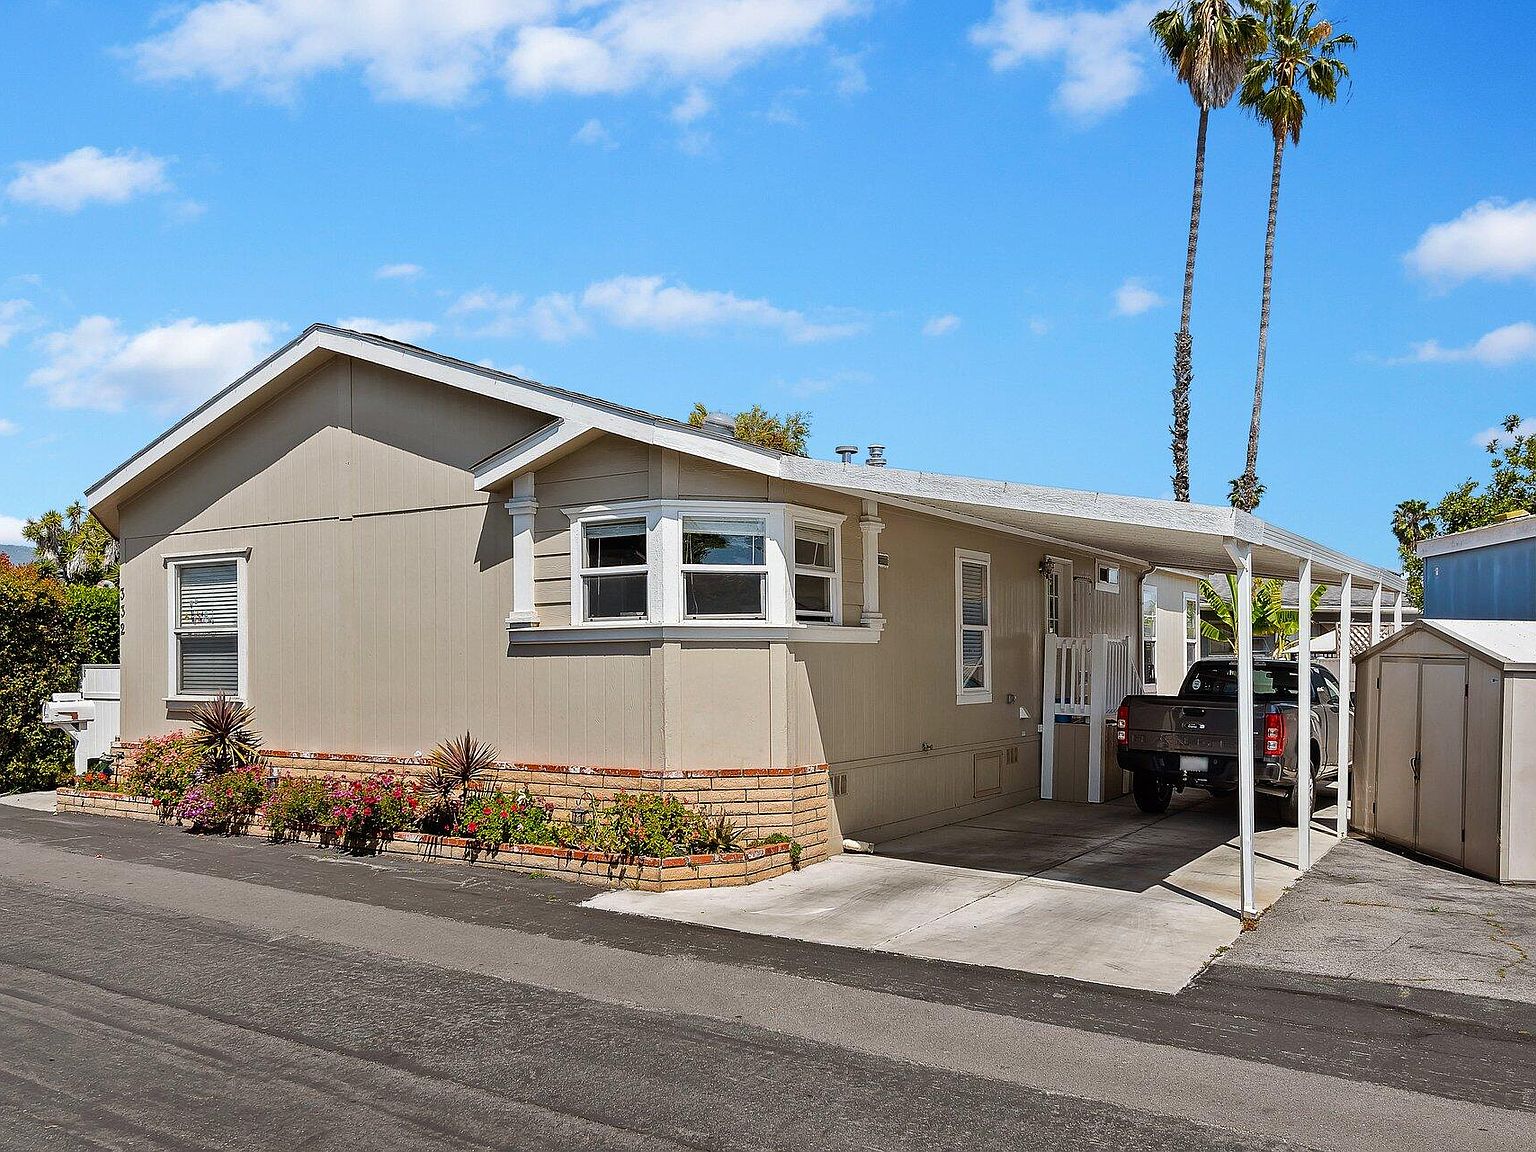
top-left (956, 552), bottom-right (991, 701)
top-left (173, 560), bottom-right (241, 696)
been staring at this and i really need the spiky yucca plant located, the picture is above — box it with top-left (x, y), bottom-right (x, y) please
top-left (424, 732), bottom-right (499, 832)
top-left (189, 693), bottom-right (263, 774)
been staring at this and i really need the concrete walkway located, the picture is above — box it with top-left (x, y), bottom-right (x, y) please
top-left (0, 790), bottom-right (57, 813)
top-left (590, 791), bottom-right (1340, 993)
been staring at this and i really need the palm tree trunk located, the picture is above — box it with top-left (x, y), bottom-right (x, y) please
top-left (1170, 107), bottom-right (1209, 504)
top-left (1235, 134), bottom-right (1285, 514)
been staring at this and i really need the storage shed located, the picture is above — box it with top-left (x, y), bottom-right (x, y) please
top-left (1353, 620), bottom-right (1536, 883)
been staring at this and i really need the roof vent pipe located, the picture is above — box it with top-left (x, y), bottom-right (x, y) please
top-left (835, 445), bottom-right (859, 464)
top-left (865, 444), bottom-right (887, 468)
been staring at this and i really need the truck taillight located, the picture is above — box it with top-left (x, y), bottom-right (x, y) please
top-left (1116, 703), bottom-right (1129, 745)
top-left (1263, 712), bottom-right (1285, 758)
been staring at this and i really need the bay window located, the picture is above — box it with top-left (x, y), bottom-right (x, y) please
top-left (683, 516), bottom-right (768, 619)
top-left (581, 519), bottom-right (649, 620)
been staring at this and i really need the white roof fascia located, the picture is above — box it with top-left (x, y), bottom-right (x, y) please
top-left (1417, 515), bottom-right (1536, 559)
top-left (88, 325), bottom-right (783, 515)
top-left (826, 488), bottom-right (1152, 570)
top-left (473, 419), bottom-right (599, 491)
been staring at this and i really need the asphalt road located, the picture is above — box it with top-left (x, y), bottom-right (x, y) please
top-left (1, 805), bottom-right (1532, 1151)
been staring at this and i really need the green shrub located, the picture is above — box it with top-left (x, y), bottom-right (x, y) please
top-left (178, 766), bottom-right (267, 834)
top-left (263, 776), bottom-right (334, 839)
top-left (456, 789), bottom-right (559, 852)
top-left (124, 732), bottom-right (202, 815)
top-left (581, 792), bottom-right (743, 858)
top-left (0, 561), bottom-right (118, 794)
top-left (752, 833), bottom-right (803, 868)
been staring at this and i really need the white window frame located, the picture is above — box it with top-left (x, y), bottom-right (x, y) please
top-left (1096, 560), bottom-right (1121, 594)
top-left (956, 548), bottom-right (992, 706)
top-left (575, 514), bottom-right (654, 624)
top-left (682, 513), bottom-right (771, 621)
top-left (791, 510), bottom-right (844, 625)
top-left (1184, 591), bottom-right (1201, 671)
top-left (565, 500), bottom-right (845, 632)
top-left (165, 549), bottom-right (249, 704)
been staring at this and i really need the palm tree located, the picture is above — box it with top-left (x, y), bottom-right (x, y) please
top-left (1229, 0), bottom-right (1355, 512)
top-left (1199, 574), bottom-right (1325, 652)
top-left (1149, 2), bottom-right (1266, 503)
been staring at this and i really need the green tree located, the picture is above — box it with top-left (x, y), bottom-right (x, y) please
top-left (1198, 573), bottom-right (1325, 651)
top-left (1229, 0), bottom-right (1354, 512)
top-left (1391, 415), bottom-right (1536, 606)
top-left (0, 558), bottom-right (120, 793)
top-left (23, 502), bottom-right (119, 585)
top-left (688, 403), bottom-right (811, 455)
top-left (1150, 1), bottom-right (1266, 503)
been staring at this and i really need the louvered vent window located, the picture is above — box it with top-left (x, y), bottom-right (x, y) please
top-left (175, 560), bottom-right (241, 696)
top-left (957, 552), bottom-right (991, 701)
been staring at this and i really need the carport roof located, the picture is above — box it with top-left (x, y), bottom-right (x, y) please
top-left (781, 458), bottom-right (1406, 591)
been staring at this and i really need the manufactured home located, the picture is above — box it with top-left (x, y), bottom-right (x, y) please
top-left (86, 326), bottom-right (1404, 865)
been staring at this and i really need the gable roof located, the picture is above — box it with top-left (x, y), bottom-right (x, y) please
top-left (87, 324), bottom-right (1404, 593)
top-left (1359, 619), bottom-right (1536, 670)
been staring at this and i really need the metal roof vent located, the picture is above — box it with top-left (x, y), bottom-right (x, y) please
top-left (865, 444), bottom-right (887, 468)
top-left (700, 410), bottom-right (736, 438)
top-left (835, 445), bottom-right (859, 464)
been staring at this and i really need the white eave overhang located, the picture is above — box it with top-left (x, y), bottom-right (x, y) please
top-left (781, 458), bottom-right (1405, 593)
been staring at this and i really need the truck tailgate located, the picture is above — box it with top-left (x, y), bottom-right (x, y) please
top-left (1124, 697), bottom-right (1240, 756)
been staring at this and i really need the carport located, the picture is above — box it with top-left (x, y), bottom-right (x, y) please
top-left (780, 461), bottom-right (1408, 924)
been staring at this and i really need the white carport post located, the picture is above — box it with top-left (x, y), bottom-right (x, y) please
top-left (1370, 582), bottom-right (1383, 647)
top-left (1392, 589), bottom-right (1404, 634)
top-left (1335, 574), bottom-right (1354, 840)
top-left (1296, 557), bottom-right (1313, 870)
top-left (1224, 540), bottom-right (1258, 924)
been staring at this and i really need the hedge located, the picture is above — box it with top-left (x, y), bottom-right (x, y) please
top-left (0, 558), bottom-right (119, 794)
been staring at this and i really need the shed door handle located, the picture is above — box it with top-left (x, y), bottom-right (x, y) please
top-left (1411, 753), bottom-right (1421, 781)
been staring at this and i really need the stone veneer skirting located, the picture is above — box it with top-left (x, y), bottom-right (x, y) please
top-left (56, 789), bottom-right (797, 892)
top-left (108, 742), bottom-right (834, 866)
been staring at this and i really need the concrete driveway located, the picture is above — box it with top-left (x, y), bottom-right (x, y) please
top-left (589, 790), bottom-right (1340, 993)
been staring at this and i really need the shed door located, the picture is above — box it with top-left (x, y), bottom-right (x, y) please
top-left (1416, 661), bottom-right (1468, 867)
top-left (1374, 660), bottom-right (1420, 850)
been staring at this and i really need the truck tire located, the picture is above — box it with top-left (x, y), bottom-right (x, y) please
top-left (1280, 772), bottom-right (1315, 827)
top-left (1133, 770), bottom-right (1173, 815)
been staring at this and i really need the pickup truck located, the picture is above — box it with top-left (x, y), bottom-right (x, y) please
top-left (1115, 657), bottom-right (1344, 824)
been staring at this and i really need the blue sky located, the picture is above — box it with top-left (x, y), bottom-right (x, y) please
top-left (1, 1), bottom-right (1532, 570)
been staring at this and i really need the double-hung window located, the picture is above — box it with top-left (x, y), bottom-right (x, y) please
top-left (169, 555), bottom-right (245, 699)
top-left (792, 520), bottom-right (839, 623)
top-left (581, 519), bottom-right (649, 620)
top-left (1184, 593), bottom-right (1201, 670)
top-left (682, 516), bottom-right (768, 619)
top-left (956, 550), bottom-right (991, 703)
top-left (1141, 583), bottom-right (1158, 689)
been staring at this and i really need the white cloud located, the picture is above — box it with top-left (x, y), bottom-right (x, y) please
top-left (375, 262), bottom-right (423, 280)
top-left (671, 85), bottom-right (713, 124)
top-left (133, 1), bottom-right (863, 108)
top-left (0, 418), bottom-right (17, 436)
top-left (572, 118), bottom-right (617, 148)
top-left (1113, 277), bottom-right (1163, 316)
top-left (134, 0), bottom-right (556, 104)
top-left (7, 147), bottom-right (171, 212)
top-left (1406, 199), bottom-right (1536, 286)
top-left (449, 288), bottom-right (591, 341)
top-left (0, 299), bottom-right (39, 346)
top-left (1474, 419), bottom-right (1535, 449)
top-left (923, 313), bottom-right (961, 337)
top-left (28, 316), bottom-right (279, 412)
top-left (581, 275), bottom-right (861, 342)
top-left (970, 0), bottom-right (1157, 119)
top-left (1028, 316), bottom-right (1050, 335)
top-left (0, 515), bottom-right (27, 546)
top-left (829, 50), bottom-right (867, 96)
top-left (506, 0), bottom-right (864, 96)
top-left (336, 316), bottom-right (437, 343)
top-left (1407, 322), bottom-right (1536, 367)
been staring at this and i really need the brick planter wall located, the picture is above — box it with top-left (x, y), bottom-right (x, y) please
top-left (55, 788), bottom-right (796, 891)
top-left (109, 742), bottom-right (833, 865)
